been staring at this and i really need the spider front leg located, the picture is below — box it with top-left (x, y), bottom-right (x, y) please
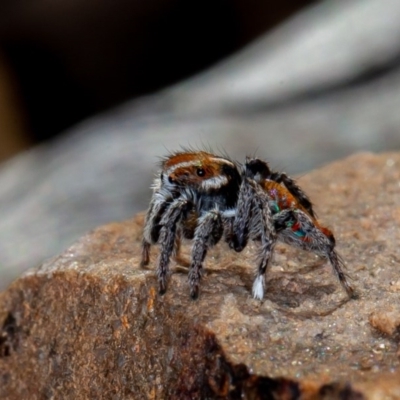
top-left (157, 197), bottom-right (191, 294)
top-left (229, 177), bottom-right (255, 252)
top-left (189, 210), bottom-right (223, 299)
top-left (141, 189), bottom-right (169, 267)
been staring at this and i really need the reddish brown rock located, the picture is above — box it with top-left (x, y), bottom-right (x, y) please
top-left (1, 152), bottom-right (400, 399)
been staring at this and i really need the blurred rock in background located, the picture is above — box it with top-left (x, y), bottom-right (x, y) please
top-left (0, 0), bottom-right (314, 148)
top-left (1, 0), bottom-right (400, 288)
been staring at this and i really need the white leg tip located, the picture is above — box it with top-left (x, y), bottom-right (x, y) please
top-left (252, 275), bottom-right (264, 300)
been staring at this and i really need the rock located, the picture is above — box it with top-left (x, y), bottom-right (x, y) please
top-left (369, 308), bottom-right (400, 338)
top-left (1, 152), bottom-right (400, 399)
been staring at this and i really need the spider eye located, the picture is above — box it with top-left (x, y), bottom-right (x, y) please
top-left (197, 168), bottom-right (205, 177)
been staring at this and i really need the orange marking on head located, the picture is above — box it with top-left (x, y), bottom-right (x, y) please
top-left (164, 151), bottom-right (229, 187)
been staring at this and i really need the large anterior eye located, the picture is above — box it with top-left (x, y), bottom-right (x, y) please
top-left (196, 168), bottom-right (205, 177)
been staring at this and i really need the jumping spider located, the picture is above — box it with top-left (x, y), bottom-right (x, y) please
top-left (141, 151), bottom-right (354, 300)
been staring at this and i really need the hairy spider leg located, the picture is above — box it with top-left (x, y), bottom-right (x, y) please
top-left (250, 183), bottom-right (279, 300)
top-left (229, 177), bottom-right (254, 252)
top-left (328, 249), bottom-right (355, 299)
top-left (231, 178), bottom-right (278, 300)
top-left (140, 185), bottom-right (170, 267)
top-left (282, 210), bottom-right (355, 299)
top-left (263, 180), bottom-right (355, 299)
top-left (141, 240), bottom-right (151, 267)
top-left (245, 158), bottom-right (316, 218)
top-left (157, 197), bottom-right (191, 294)
top-left (188, 210), bottom-right (224, 299)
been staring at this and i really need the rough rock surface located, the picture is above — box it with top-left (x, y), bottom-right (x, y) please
top-left (1, 152), bottom-right (400, 399)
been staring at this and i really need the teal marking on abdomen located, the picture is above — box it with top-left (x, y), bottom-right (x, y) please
top-left (271, 201), bottom-right (280, 213)
top-left (286, 220), bottom-right (294, 228)
top-left (293, 229), bottom-right (306, 237)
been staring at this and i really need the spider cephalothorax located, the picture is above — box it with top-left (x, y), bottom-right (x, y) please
top-left (141, 151), bottom-right (241, 298)
top-left (141, 151), bottom-right (355, 300)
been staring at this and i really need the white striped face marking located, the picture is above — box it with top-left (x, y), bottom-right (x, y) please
top-left (209, 157), bottom-right (235, 167)
top-left (201, 175), bottom-right (229, 190)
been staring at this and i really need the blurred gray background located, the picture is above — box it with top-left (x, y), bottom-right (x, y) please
top-left (1, 0), bottom-right (400, 289)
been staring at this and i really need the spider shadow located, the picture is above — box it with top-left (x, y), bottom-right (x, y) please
top-left (160, 257), bottom-right (352, 318)
top-left (235, 261), bottom-right (352, 319)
